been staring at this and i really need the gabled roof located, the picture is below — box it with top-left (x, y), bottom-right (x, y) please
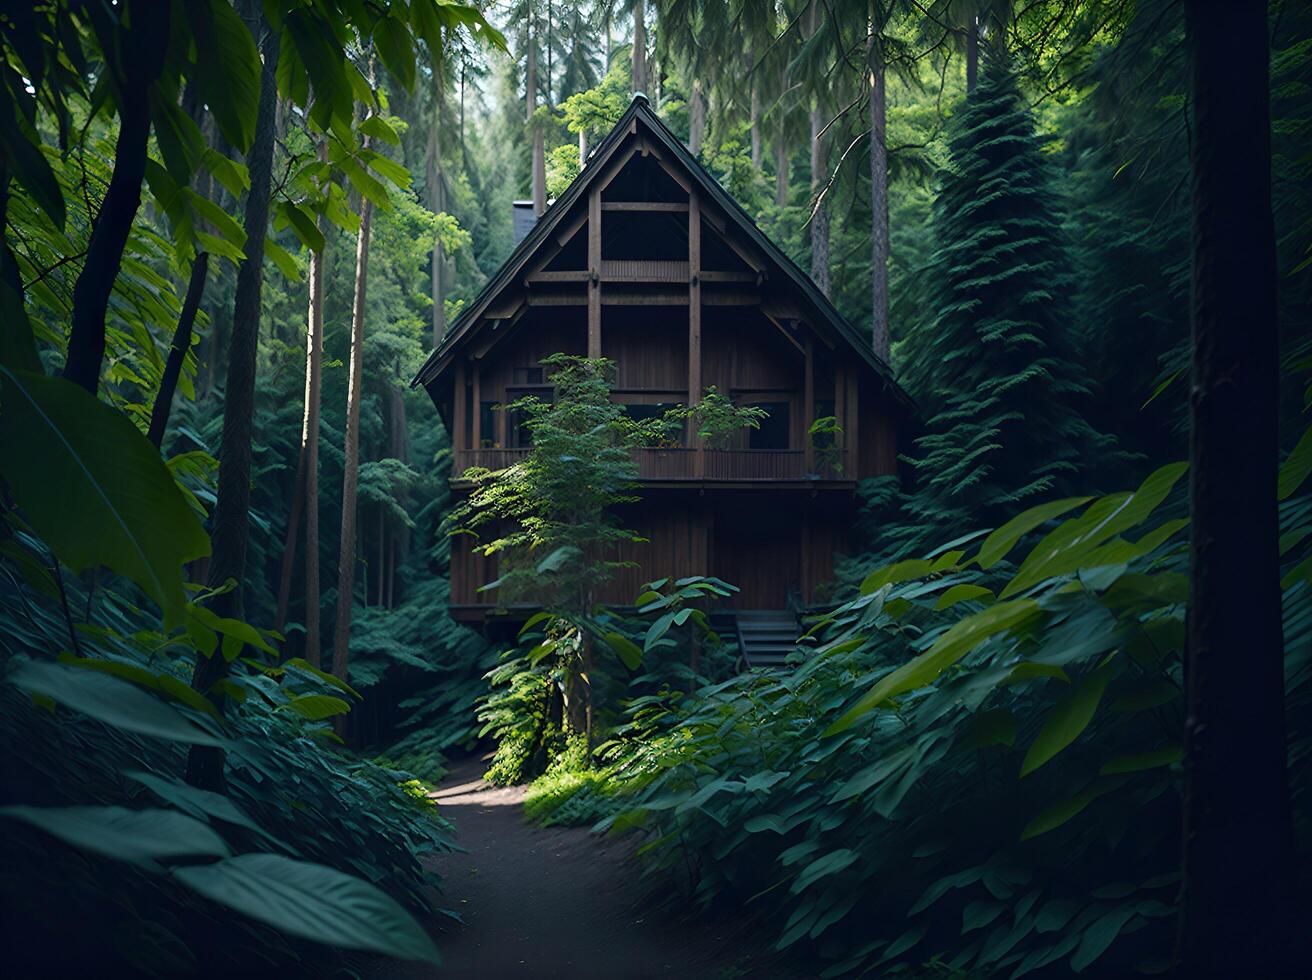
top-left (412, 93), bottom-right (902, 399)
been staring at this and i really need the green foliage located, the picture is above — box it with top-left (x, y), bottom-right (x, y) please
top-left (898, 56), bottom-right (1116, 542)
top-left (574, 471), bottom-right (1311, 976)
top-left (676, 385), bottom-right (770, 450)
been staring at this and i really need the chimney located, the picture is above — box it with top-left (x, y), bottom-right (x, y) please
top-left (512, 200), bottom-right (536, 244)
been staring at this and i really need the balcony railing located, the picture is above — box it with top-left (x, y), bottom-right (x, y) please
top-left (453, 447), bottom-right (848, 483)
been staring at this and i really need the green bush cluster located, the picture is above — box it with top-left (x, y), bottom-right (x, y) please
top-left (522, 465), bottom-right (1312, 976)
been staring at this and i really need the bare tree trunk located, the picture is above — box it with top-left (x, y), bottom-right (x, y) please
top-left (274, 211), bottom-right (326, 660)
top-left (869, 42), bottom-right (889, 361)
top-left (332, 188), bottom-right (374, 699)
top-left (429, 81), bottom-right (446, 346)
top-left (966, 16), bottom-right (979, 92)
top-left (187, 9), bottom-right (279, 791)
top-left (809, 102), bottom-right (830, 297)
top-left (632, 0), bottom-right (647, 94)
top-left (526, 21), bottom-right (546, 215)
top-left (148, 252), bottom-right (209, 448)
top-left (1176, 1), bottom-right (1292, 975)
top-left (689, 78), bottom-right (706, 155)
top-left (579, 127), bottom-right (588, 165)
top-left (775, 131), bottom-right (788, 207)
top-left (750, 72), bottom-right (762, 169)
top-left (65, 3), bottom-right (171, 396)
top-left (806, 2), bottom-right (829, 297)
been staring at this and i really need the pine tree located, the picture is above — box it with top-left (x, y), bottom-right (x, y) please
top-left (901, 55), bottom-right (1112, 533)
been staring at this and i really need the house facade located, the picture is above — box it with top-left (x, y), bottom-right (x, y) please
top-left (412, 95), bottom-right (907, 623)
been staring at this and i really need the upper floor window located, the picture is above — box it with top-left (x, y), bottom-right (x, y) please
top-left (749, 402), bottom-right (790, 451)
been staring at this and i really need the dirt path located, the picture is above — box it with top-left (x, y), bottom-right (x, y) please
top-left (372, 755), bottom-right (805, 979)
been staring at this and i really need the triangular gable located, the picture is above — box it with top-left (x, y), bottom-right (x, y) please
top-left (412, 94), bottom-right (905, 406)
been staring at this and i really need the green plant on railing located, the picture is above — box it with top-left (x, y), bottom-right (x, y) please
top-left (809, 415), bottom-right (844, 475)
top-left (680, 386), bottom-right (770, 449)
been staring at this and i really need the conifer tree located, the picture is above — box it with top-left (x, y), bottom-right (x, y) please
top-left (901, 55), bottom-right (1111, 533)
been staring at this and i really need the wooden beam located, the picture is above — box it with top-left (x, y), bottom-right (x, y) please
top-left (804, 336), bottom-right (814, 473)
top-left (835, 361), bottom-right (847, 468)
top-left (526, 270), bottom-right (589, 283)
top-left (453, 358), bottom-right (466, 452)
top-left (700, 208), bottom-right (766, 272)
top-left (601, 201), bottom-right (690, 212)
top-left (848, 367), bottom-right (860, 477)
top-left (471, 362), bottom-right (481, 448)
top-left (588, 187), bottom-right (601, 357)
top-left (689, 189), bottom-right (703, 476)
top-left (698, 270), bottom-right (756, 283)
top-left (761, 311), bottom-right (806, 355)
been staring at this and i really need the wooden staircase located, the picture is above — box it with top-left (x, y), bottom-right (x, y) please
top-left (734, 610), bottom-right (802, 669)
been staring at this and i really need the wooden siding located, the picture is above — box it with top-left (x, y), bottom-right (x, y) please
top-left (449, 492), bottom-right (851, 612)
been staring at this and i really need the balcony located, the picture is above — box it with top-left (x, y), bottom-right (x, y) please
top-left (452, 447), bottom-right (849, 484)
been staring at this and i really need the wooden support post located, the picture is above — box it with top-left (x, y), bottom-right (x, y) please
top-left (834, 361), bottom-right (847, 468)
top-left (848, 368), bottom-right (860, 477)
top-left (689, 189), bottom-right (702, 475)
top-left (471, 362), bottom-right (481, 449)
top-left (453, 358), bottom-right (467, 455)
top-left (588, 188), bottom-right (601, 358)
top-left (803, 335), bottom-right (814, 474)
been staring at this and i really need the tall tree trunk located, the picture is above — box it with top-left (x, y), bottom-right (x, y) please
top-left (429, 80), bottom-right (446, 346)
top-left (775, 129), bottom-right (789, 207)
top-left (632, 0), bottom-right (647, 94)
top-left (148, 252), bottom-right (209, 448)
top-left (526, 20), bottom-right (546, 215)
top-left (274, 217), bottom-right (325, 661)
top-left (64, 3), bottom-right (171, 395)
top-left (1176, 1), bottom-right (1292, 975)
top-left (332, 187), bottom-right (375, 699)
top-left (186, 10), bottom-right (279, 791)
top-left (965, 15), bottom-right (979, 92)
top-left (689, 78), bottom-right (706, 155)
top-left (869, 38), bottom-right (889, 361)
top-left (806, 3), bottom-right (829, 297)
top-left (750, 71), bottom-right (762, 169)
top-left (579, 127), bottom-right (588, 165)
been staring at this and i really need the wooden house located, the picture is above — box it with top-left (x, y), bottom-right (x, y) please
top-left (412, 94), bottom-right (908, 630)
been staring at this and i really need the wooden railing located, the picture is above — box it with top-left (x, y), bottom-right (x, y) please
top-left (454, 447), bottom-right (848, 483)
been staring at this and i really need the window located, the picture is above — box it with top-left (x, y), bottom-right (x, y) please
top-left (513, 366), bottom-right (545, 385)
top-left (622, 402), bottom-right (682, 446)
top-left (479, 402), bottom-right (500, 448)
top-left (812, 399), bottom-right (836, 448)
top-left (749, 402), bottom-right (790, 450)
top-left (506, 387), bottom-right (553, 447)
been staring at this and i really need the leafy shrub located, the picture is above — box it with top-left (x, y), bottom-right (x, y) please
top-left (0, 546), bottom-right (452, 976)
top-left (586, 463), bottom-right (1312, 976)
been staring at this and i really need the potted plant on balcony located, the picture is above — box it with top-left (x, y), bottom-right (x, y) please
top-left (808, 415), bottom-right (844, 478)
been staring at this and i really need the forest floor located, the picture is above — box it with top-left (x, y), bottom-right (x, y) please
top-left (366, 754), bottom-right (807, 979)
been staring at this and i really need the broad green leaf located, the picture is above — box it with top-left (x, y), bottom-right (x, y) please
top-left (11, 660), bottom-right (224, 746)
top-left (977, 496), bottom-right (1093, 569)
top-left (372, 16), bottom-right (416, 91)
top-left (825, 599), bottom-right (1040, 735)
top-left (0, 368), bottom-right (210, 626)
top-left (1001, 464), bottom-right (1187, 599)
top-left (936, 584), bottom-right (994, 610)
top-left (0, 805), bottom-right (229, 865)
top-left (1020, 779), bottom-right (1121, 841)
top-left (860, 558), bottom-right (933, 594)
top-left (264, 239), bottom-right (302, 280)
top-left (279, 657), bottom-right (362, 699)
top-left (360, 115), bottom-right (402, 145)
top-left (518, 611), bottom-right (555, 636)
top-left (173, 854), bottom-right (440, 963)
top-left (1099, 745), bottom-right (1182, 775)
top-left (958, 709), bottom-right (1016, 750)
top-left (1006, 662), bottom-right (1069, 685)
top-left (1021, 665), bottom-right (1114, 777)
top-left (1070, 905), bottom-right (1140, 971)
top-left (1278, 425), bottom-right (1312, 500)
top-left (186, 0), bottom-right (261, 150)
top-left (57, 654), bottom-right (221, 720)
top-left (124, 771), bottom-right (278, 845)
top-left (284, 694), bottom-right (351, 720)
top-left (604, 631), bottom-right (643, 670)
